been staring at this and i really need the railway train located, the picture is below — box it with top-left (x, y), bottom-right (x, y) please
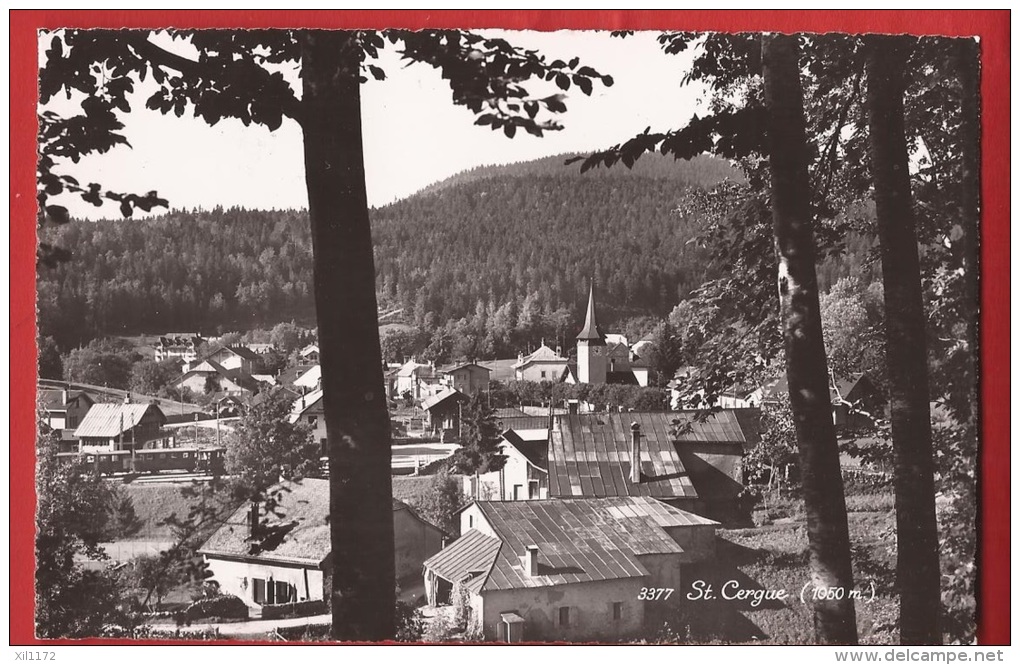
top-left (56, 446), bottom-right (226, 476)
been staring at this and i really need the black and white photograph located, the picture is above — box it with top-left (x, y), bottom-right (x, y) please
top-left (26, 12), bottom-right (994, 648)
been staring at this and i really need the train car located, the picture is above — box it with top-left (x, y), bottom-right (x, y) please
top-left (56, 447), bottom-right (226, 476)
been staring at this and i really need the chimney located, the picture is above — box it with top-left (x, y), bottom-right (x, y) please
top-left (630, 422), bottom-right (642, 484)
top-left (61, 387), bottom-right (69, 406)
top-left (249, 501), bottom-right (260, 539)
top-left (123, 393), bottom-right (131, 405)
top-left (525, 545), bottom-right (539, 577)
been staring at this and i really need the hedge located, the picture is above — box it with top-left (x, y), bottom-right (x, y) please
top-left (261, 599), bottom-right (327, 620)
top-left (184, 594), bottom-right (249, 621)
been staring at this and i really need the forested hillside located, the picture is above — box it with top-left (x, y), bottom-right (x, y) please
top-left (38, 152), bottom-right (866, 352)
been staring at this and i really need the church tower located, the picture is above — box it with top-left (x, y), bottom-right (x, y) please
top-left (576, 282), bottom-right (607, 384)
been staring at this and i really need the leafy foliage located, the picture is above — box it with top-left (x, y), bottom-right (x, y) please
top-left (224, 386), bottom-right (318, 501)
top-left (35, 429), bottom-right (127, 637)
top-left (451, 394), bottom-right (504, 475)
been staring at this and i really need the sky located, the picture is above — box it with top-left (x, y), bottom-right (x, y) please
top-left (41, 30), bottom-right (708, 219)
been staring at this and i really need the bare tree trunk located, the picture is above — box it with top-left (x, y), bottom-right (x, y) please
top-left (865, 35), bottom-right (941, 645)
top-left (300, 30), bottom-right (395, 641)
top-left (762, 33), bottom-right (859, 645)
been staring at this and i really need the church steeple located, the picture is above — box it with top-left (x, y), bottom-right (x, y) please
top-left (576, 281), bottom-right (606, 344)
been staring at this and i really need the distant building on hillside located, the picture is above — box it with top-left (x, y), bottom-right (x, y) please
top-left (288, 388), bottom-right (327, 455)
top-left (154, 333), bottom-right (205, 363)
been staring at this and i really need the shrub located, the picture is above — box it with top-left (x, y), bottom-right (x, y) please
top-left (261, 599), bottom-right (327, 620)
top-left (184, 594), bottom-right (248, 622)
top-left (845, 493), bottom-right (895, 513)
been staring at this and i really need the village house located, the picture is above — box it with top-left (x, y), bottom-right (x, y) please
top-left (547, 410), bottom-right (757, 520)
top-left (465, 427), bottom-right (550, 501)
top-left (512, 343), bottom-right (570, 383)
top-left (423, 497), bottom-right (718, 642)
top-left (38, 388), bottom-right (95, 450)
top-left (293, 364), bottom-right (321, 392)
top-left (395, 359), bottom-right (444, 401)
top-left (438, 362), bottom-right (491, 397)
top-left (153, 333), bottom-right (205, 363)
top-left (186, 345), bottom-right (260, 375)
top-left (200, 478), bottom-right (445, 608)
top-left (421, 388), bottom-right (469, 439)
top-left (175, 359), bottom-right (262, 398)
top-left (753, 372), bottom-right (885, 432)
top-left (288, 388), bottom-right (327, 455)
top-left (73, 400), bottom-right (168, 452)
top-left (299, 343), bottom-right (320, 364)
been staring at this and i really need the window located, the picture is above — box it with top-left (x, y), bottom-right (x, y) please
top-left (612, 602), bottom-right (623, 621)
top-left (308, 416), bottom-right (318, 427)
top-left (182, 452), bottom-right (190, 458)
top-left (540, 371), bottom-right (547, 379)
top-left (559, 606), bottom-right (570, 627)
top-left (253, 578), bottom-right (266, 604)
top-left (468, 515), bottom-right (474, 528)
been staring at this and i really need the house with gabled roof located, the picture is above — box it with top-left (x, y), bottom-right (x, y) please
top-left (423, 497), bottom-right (718, 642)
top-left (199, 478), bottom-right (446, 608)
top-left (512, 343), bottom-right (570, 383)
top-left (192, 345), bottom-right (260, 375)
top-left (438, 362), bottom-right (491, 397)
top-left (74, 401), bottom-right (168, 452)
top-left (175, 359), bottom-right (261, 397)
top-left (547, 410), bottom-right (758, 518)
top-left (288, 388), bottom-right (328, 455)
top-left (465, 428), bottom-right (550, 502)
top-left (39, 388), bottom-right (95, 450)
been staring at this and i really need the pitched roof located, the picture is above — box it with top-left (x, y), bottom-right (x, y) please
top-left (501, 429), bottom-right (548, 470)
top-left (210, 345), bottom-right (260, 361)
top-left (396, 360), bottom-right (437, 378)
top-left (438, 362), bottom-right (490, 374)
top-left (512, 344), bottom-right (567, 369)
top-left (760, 372), bottom-right (870, 404)
top-left (199, 478), bottom-right (331, 565)
top-left (495, 415), bottom-right (552, 431)
top-left (466, 497), bottom-right (705, 591)
top-left (422, 388), bottom-right (467, 411)
top-left (38, 389), bottom-right (91, 411)
top-left (288, 388), bottom-right (324, 422)
top-left (300, 343), bottom-right (320, 356)
top-left (549, 412), bottom-right (698, 500)
top-left (576, 283), bottom-right (606, 343)
top-left (493, 407), bottom-right (529, 419)
top-left (293, 364), bottom-right (321, 388)
top-left (74, 403), bottom-right (165, 439)
top-left (423, 529), bottom-right (502, 594)
top-left (277, 364), bottom-right (316, 386)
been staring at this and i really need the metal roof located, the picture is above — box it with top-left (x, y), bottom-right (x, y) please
top-left (74, 403), bottom-right (165, 439)
top-left (473, 497), bottom-right (694, 592)
top-left (549, 412), bottom-right (699, 500)
top-left (422, 529), bottom-right (502, 594)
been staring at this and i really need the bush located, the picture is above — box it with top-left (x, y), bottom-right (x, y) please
top-left (184, 594), bottom-right (248, 622)
top-left (261, 599), bottom-right (327, 620)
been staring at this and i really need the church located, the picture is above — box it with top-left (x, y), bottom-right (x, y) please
top-left (567, 284), bottom-right (651, 387)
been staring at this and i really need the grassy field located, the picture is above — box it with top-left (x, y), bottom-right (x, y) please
top-left (114, 482), bottom-right (240, 542)
top-left (671, 493), bottom-right (900, 645)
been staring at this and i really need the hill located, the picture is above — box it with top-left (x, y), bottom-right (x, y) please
top-left (39, 153), bottom-right (743, 350)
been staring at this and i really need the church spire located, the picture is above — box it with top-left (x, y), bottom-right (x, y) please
top-left (576, 281), bottom-right (606, 343)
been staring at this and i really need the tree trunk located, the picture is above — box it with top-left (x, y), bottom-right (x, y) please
top-left (762, 33), bottom-right (859, 645)
top-left (299, 30), bottom-right (395, 641)
top-left (865, 35), bottom-right (941, 645)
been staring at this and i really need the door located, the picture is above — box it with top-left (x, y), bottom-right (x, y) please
top-left (253, 578), bottom-right (266, 604)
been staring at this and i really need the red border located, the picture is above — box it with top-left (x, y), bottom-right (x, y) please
top-left (10, 10), bottom-right (1009, 646)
